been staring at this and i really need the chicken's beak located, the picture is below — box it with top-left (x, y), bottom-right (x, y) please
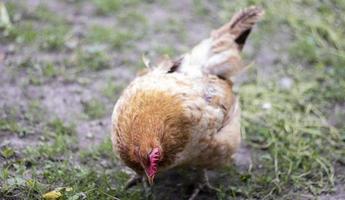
top-left (147, 175), bottom-right (155, 185)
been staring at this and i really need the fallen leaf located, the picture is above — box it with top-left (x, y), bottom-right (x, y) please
top-left (42, 191), bottom-right (62, 200)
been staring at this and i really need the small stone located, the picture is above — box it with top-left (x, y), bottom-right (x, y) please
top-left (86, 132), bottom-right (94, 139)
top-left (0, 140), bottom-right (10, 147)
top-left (100, 160), bottom-right (108, 167)
top-left (39, 136), bottom-right (47, 141)
top-left (279, 76), bottom-right (293, 90)
top-left (122, 167), bottom-right (135, 175)
top-left (7, 44), bottom-right (16, 53)
top-left (262, 102), bottom-right (272, 110)
top-left (65, 38), bottom-right (78, 50)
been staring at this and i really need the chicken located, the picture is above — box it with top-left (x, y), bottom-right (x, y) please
top-left (111, 6), bottom-right (264, 194)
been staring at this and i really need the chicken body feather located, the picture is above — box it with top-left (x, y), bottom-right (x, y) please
top-left (111, 6), bottom-right (263, 182)
top-left (112, 71), bottom-right (240, 172)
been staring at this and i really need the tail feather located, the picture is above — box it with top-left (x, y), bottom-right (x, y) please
top-left (179, 6), bottom-right (264, 79)
top-left (212, 6), bottom-right (264, 50)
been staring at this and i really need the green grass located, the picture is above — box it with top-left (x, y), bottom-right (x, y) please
top-left (86, 25), bottom-right (136, 50)
top-left (5, 22), bottom-right (69, 51)
top-left (0, 119), bottom-right (21, 135)
top-left (215, 0), bottom-right (345, 198)
top-left (12, 60), bottom-right (63, 85)
top-left (1, 0), bottom-right (345, 199)
top-left (1, 146), bottom-right (15, 159)
top-left (69, 47), bottom-right (111, 71)
top-left (1, 141), bottom-right (139, 200)
top-left (91, 0), bottom-right (141, 15)
top-left (0, 125), bottom-right (140, 199)
top-left (80, 138), bottom-right (115, 162)
top-left (102, 80), bottom-right (124, 99)
top-left (236, 70), bottom-right (342, 198)
top-left (1, 3), bottom-right (70, 51)
top-left (82, 99), bottom-right (107, 119)
top-left (0, 101), bottom-right (46, 137)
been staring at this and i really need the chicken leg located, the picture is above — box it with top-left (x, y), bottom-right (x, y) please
top-left (188, 170), bottom-right (221, 200)
top-left (124, 175), bottom-right (152, 199)
top-left (124, 175), bottom-right (142, 189)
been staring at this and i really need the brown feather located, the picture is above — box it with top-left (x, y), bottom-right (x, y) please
top-left (113, 90), bottom-right (191, 173)
top-left (212, 6), bottom-right (264, 50)
top-left (111, 6), bottom-right (263, 181)
top-left (201, 6), bottom-right (264, 79)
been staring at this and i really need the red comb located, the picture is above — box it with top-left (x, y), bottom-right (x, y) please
top-left (147, 148), bottom-right (160, 176)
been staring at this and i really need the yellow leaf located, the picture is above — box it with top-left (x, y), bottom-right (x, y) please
top-left (42, 191), bottom-right (62, 200)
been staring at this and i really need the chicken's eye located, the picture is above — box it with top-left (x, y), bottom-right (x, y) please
top-left (146, 156), bottom-right (150, 166)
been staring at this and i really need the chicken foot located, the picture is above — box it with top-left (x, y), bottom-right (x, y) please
top-left (124, 175), bottom-right (142, 190)
top-left (142, 176), bottom-right (153, 199)
top-left (188, 170), bottom-right (221, 200)
top-left (124, 175), bottom-right (152, 199)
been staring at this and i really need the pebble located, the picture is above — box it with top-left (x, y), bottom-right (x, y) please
top-left (279, 76), bottom-right (294, 90)
top-left (262, 102), bottom-right (272, 110)
top-left (86, 132), bottom-right (94, 139)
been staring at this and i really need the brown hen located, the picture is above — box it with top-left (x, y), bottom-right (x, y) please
top-left (111, 6), bottom-right (264, 196)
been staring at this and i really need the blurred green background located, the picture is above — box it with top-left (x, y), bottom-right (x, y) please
top-left (0, 0), bottom-right (344, 199)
